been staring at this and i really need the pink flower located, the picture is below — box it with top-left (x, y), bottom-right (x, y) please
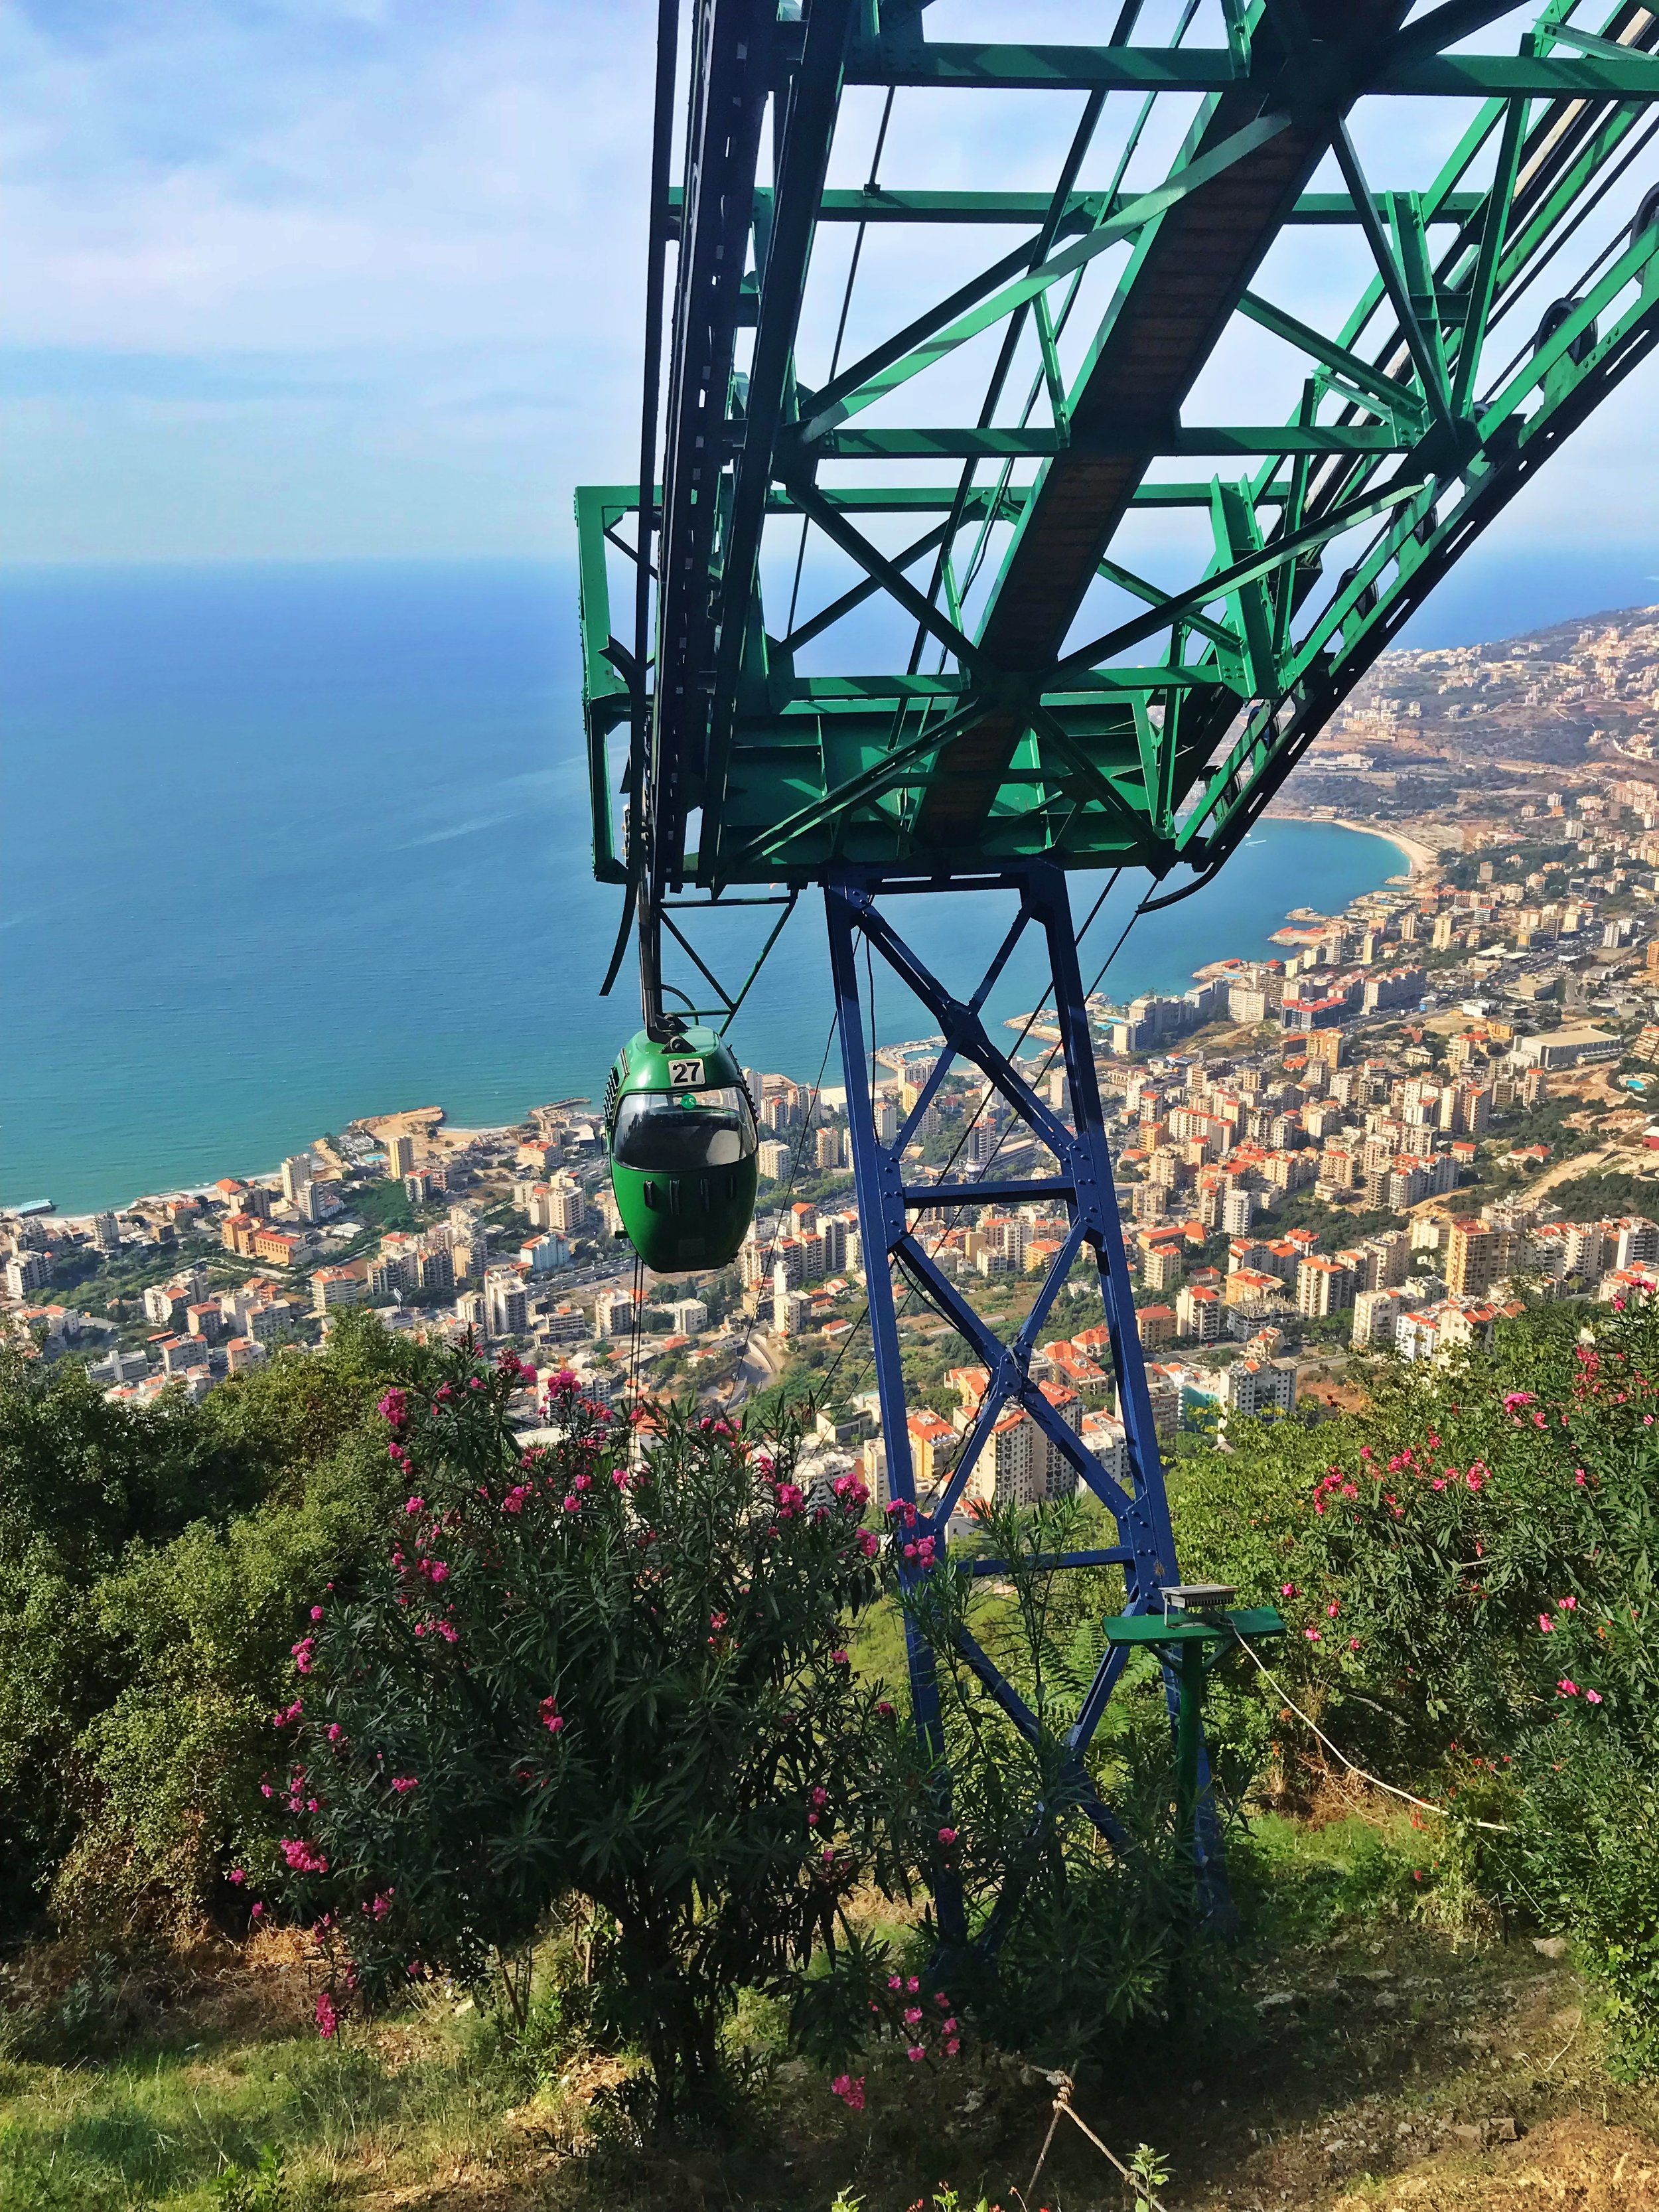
top-left (903, 2006), bottom-right (923, 2026)
top-left (906, 2044), bottom-right (925, 2063)
top-left (250, 1901), bottom-right (265, 1919)
top-left (857, 1531), bottom-right (879, 1558)
top-left (540, 1696), bottom-right (565, 1734)
top-left (945, 2037), bottom-right (960, 2056)
top-left (1586, 1689), bottom-right (1603, 1705)
top-left (315, 1989), bottom-right (339, 2039)
top-left (1560, 1595), bottom-right (1577, 1611)
top-left (1281, 1583), bottom-right (1297, 1597)
top-left (1557, 1678), bottom-right (1579, 1697)
top-left (887, 1974), bottom-right (902, 1990)
top-left (1326, 1601), bottom-right (1339, 1618)
top-left (228, 1868), bottom-right (246, 1885)
top-left (390, 1775), bottom-right (419, 1793)
top-left (877, 1700), bottom-right (894, 1717)
top-left (830, 1649), bottom-right (849, 1666)
top-left (812, 1787), bottom-right (828, 1807)
top-left (1305, 1627), bottom-right (1322, 1642)
top-left (1539, 1615), bottom-right (1553, 1633)
top-left (936, 1826), bottom-right (958, 1844)
top-left (404, 1495), bottom-right (424, 1515)
top-left (830, 2073), bottom-right (865, 2111)
top-left (906, 1976), bottom-right (920, 1994)
top-left (310, 1605), bottom-right (324, 1621)
top-left (279, 1838), bottom-right (328, 1874)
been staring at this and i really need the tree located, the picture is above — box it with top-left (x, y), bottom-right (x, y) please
top-left (255, 1350), bottom-right (916, 2126)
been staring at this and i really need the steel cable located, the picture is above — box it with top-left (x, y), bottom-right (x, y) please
top-left (816, 871), bottom-right (1141, 1414)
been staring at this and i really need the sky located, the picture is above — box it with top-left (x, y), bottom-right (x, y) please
top-left (6, 0), bottom-right (1659, 568)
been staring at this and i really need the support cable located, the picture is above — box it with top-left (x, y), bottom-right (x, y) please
top-left (1232, 1633), bottom-right (1510, 1832)
top-left (1026, 2073), bottom-right (1173, 2212)
top-left (818, 869), bottom-right (1137, 1409)
top-left (733, 1010), bottom-right (841, 1390)
top-left (1475, 106), bottom-right (1659, 406)
top-left (784, 88), bottom-right (896, 640)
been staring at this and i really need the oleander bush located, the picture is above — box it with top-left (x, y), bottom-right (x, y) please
top-left (8, 1274), bottom-right (1659, 2096)
top-left (244, 1352), bottom-right (922, 2127)
top-left (1174, 1287), bottom-right (1659, 2063)
top-left (0, 1313), bottom-right (415, 1944)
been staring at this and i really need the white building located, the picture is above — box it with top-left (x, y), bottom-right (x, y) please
top-left (1220, 1188), bottom-right (1256, 1236)
top-left (594, 1290), bottom-right (636, 1339)
top-left (5, 1252), bottom-right (51, 1299)
top-left (1224, 1356), bottom-right (1296, 1418)
top-left (485, 1270), bottom-right (530, 1338)
top-left (1079, 1409), bottom-right (1129, 1485)
top-left (670, 1297), bottom-right (709, 1336)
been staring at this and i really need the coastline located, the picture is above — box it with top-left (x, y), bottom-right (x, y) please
top-left (7, 820), bottom-right (1406, 1220)
top-left (1269, 810), bottom-right (1437, 877)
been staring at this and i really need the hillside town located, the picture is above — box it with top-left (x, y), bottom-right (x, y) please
top-left (13, 606), bottom-right (1659, 1530)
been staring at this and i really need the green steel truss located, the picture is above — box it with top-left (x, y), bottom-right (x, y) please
top-left (580, 0), bottom-right (1659, 904)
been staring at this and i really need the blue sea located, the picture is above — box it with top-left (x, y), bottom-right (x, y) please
top-left (3, 546), bottom-right (1648, 1217)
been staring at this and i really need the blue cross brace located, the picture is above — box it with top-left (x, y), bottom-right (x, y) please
top-left (823, 862), bottom-right (1232, 1944)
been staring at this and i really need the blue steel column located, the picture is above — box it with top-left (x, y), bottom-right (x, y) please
top-left (1031, 865), bottom-right (1231, 1917)
top-left (824, 876), bottom-right (968, 1947)
top-left (824, 865), bottom-right (1229, 1939)
top-left (1029, 865), bottom-right (1178, 1599)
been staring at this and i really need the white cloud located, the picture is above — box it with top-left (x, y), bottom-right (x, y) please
top-left (5, 0), bottom-right (1659, 561)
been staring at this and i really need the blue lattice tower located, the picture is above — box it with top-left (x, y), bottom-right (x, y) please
top-left (577, 0), bottom-right (1659, 1963)
top-left (825, 862), bottom-right (1226, 1943)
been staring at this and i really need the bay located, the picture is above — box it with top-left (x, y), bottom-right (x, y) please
top-left (1, 561), bottom-right (1409, 1215)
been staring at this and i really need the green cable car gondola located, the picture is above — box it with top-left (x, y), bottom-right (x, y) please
top-left (603, 1023), bottom-right (759, 1273)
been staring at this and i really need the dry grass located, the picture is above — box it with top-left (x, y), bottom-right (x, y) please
top-left (3, 1824), bottom-right (1659, 2211)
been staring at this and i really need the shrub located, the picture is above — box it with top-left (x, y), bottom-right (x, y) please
top-left (1175, 1291), bottom-right (1659, 2064)
top-left (893, 1495), bottom-right (1238, 2069)
top-left (251, 1350), bottom-right (918, 2128)
top-left (0, 1316), bottom-right (413, 1941)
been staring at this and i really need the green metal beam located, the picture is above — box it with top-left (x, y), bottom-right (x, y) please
top-left (667, 186), bottom-right (1487, 228)
top-left (1235, 291), bottom-right (1427, 423)
top-left (796, 114), bottom-right (1291, 443)
top-left (818, 425), bottom-right (1413, 458)
top-left (581, 0), bottom-right (1659, 891)
top-left (841, 43), bottom-right (1659, 99)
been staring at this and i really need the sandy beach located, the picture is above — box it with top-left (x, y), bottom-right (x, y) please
top-left (1271, 811), bottom-right (1438, 877)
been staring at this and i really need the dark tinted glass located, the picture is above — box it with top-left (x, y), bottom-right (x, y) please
top-left (613, 1088), bottom-right (757, 1172)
